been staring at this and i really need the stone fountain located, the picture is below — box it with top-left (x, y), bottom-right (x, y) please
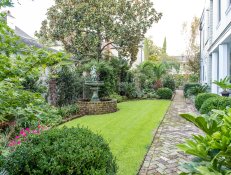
top-left (84, 65), bottom-right (104, 102)
top-left (77, 65), bottom-right (117, 116)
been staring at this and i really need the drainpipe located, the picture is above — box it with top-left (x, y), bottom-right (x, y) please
top-left (199, 22), bottom-right (203, 84)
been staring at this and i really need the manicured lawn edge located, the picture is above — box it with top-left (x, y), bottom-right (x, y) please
top-left (137, 99), bottom-right (173, 173)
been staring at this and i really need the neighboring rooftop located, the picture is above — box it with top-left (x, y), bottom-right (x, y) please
top-left (15, 26), bottom-right (43, 48)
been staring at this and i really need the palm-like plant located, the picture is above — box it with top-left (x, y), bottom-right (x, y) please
top-left (142, 61), bottom-right (166, 89)
top-left (213, 76), bottom-right (231, 96)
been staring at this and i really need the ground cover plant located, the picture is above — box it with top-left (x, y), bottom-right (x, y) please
top-left (61, 100), bottom-right (171, 175)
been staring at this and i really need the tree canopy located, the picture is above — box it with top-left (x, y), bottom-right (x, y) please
top-left (183, 17), bottom-right (200, 77)
top-left (36, 0), bottom-right (162, 64)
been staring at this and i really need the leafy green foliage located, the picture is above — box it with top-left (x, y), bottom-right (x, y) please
top-left (119, 82), bottom-right (137, 98)
top-left (163, 75), bottom-right (176, 92)
top-left (36, 0), bottom-right (161, 62)
top-left (0, 12), bottom-right (66, 127)
top-left (58, 104), bottom-right (79, 119)
top-left (186, 84), bottom-right (209, 97)
top-left (200, 96), bottom-right (231, 114)
top-left (156, 88), bottom-right (173, 99)
top-left (142, 61), bottom-right (167, 89)
top-left (183, 83), bottom-right (201, 97)
top-left (109, 93), bottom-right (123, 103)
top-left (213, 76), bottom-right (231, 92)
top-left (3, 127), bottom-right (117, 175)
top-left (179, 109), bottom-right (231, 174)
top-left (0, 0), bottom-right (13, 8)
top-left (195, 93), bottom-right (219, 110)
top-left (56, 66), bottom-right (83, 106)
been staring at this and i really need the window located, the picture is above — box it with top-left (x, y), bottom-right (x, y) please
top-left (218, 0), bottom-right (221, 22)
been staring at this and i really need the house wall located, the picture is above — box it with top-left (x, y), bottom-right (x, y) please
top-left (200, 0), bottom-right (231, 94)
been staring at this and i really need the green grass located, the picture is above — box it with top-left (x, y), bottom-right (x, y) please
top-left (61, 100), bottom-right (170, 175)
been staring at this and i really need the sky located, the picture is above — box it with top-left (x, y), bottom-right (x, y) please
top-left (6, 0), bottom-right (206, 56)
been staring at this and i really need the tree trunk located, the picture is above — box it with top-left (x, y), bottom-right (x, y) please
top-left (97, 31), bottom-right (102, 62)
top-left (48, 78), bottom-right (57, 106)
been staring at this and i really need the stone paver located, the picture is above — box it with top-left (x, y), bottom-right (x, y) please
top-left (139, 90), bottom-right (201, 175)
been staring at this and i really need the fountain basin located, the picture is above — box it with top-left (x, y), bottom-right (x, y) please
top-left (77, 99), bottom-right (117, 115)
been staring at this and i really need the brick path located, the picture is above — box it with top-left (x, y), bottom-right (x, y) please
top-left (139, 90), bottom-right (201, 175)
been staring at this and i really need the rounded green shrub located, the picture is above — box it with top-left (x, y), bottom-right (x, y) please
top-left (3, 127), bottom-right (117, 175)
top-left (163, 76), bottom-right (176, 92)
top-left (156, 88), bottom-right (173, 99)
top-left (195, 93), bottom-right (219, 110)
top-left (200, 96), bottom-right (231, 114)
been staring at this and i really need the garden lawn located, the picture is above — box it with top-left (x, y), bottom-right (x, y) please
top-left (61, 100), bottom-right (171, 175)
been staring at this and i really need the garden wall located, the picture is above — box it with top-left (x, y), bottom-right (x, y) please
top-left (77, 100), bottom-right (117, 115)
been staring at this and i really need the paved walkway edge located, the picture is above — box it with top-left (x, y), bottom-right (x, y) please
top-left (137, 96), bottom-right (174, 174)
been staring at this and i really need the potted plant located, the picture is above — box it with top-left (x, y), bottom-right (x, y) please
top-left (213, 76), bottom-right (231, 97)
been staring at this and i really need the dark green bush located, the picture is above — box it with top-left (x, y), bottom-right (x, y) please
top-left (163, 76), bottom-right (176, 92)
top-left (58, 104), bottom-right (78, 119)
top-left (119, 82), bottom-right (137, 98)
top-left (183, 83), bottom-right (201, 97)
top-left (56, 66), bottom-right (84, 106)
top-left (195, 93), bottom-right (219, 110)
top-left (200, 96), bottom-right (231, 114)
top-left (156, 88), bottom-right (173, 99)
top-left (3, 127), bottom-right (117, 175)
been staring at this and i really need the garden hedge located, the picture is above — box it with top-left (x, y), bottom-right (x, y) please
top-left (200, 96), bottom-right (231, 114)
top-left (195, 93), bottom-right (219, 110)
top-left (3, 127), bottom-right (117, 175)
top-left (156, 88), bottom-right (173, 99)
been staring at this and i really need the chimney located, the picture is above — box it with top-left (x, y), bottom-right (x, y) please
top-left (5, 10), bottom-right (16, 30)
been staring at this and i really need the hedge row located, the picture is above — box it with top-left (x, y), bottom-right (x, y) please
top-left (195, 93), bottom-right (231, 114)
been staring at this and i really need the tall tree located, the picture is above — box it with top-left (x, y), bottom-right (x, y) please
top-left (143, 37), bottom-right (162, 62)
top-left (183, 17), bottom-right (200, 77)
top-left (36, 0), bottom-right (162, 64)
top-left (162, 37), bottom-right (167, 55)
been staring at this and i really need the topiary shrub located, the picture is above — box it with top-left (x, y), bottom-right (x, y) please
top-left (3, 127), bottom-right (117, 175)
top-left (163, 76), bottom-right (176, 92)
top-left (184, 83), bottom-right (201, 97)
top-left (156, 88), bottom-right (173, 99)
top-left (195, 93), bottom-right (219, 110)
top-left (200, 96), bottom-right (231, 114)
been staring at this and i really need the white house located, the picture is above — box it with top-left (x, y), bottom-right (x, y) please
top-left (200, 0), bottom-right (231, 94)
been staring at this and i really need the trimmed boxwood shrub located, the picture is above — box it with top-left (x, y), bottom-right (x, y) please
top-left (195, 93), bottom-right (219, 110)
top-left (184, 83), bottom-right (201, 97)
top-left (3, 127), bottom-right (117, 175)
top-left (156, 88), bottom-right (173, 99)
top-left (200, 96), bottom-right (231, 114)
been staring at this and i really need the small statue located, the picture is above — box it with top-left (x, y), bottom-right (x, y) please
top-left (90, 65), bottom-right (97, 82)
